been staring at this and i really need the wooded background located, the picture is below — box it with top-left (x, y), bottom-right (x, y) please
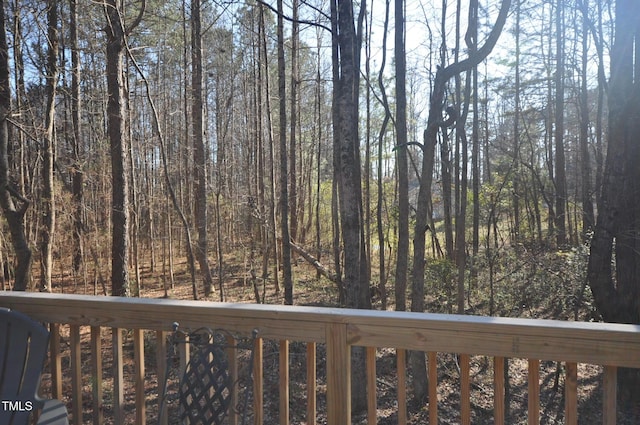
top-left (0, 0), bottom-right (639, 337)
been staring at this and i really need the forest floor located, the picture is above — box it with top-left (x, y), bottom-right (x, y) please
top-left (40, 247), bottom-right (640, 424)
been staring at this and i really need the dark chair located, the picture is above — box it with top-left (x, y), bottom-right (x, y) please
top-left (0, 307), bottom-right (69, 425)
top-left (158, 323), bottom-right (258, 425)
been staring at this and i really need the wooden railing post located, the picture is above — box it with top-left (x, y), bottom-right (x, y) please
top-left (91, 326), bottom-right (103, 425)
top-left (49, 323), bottom-right (63, 399)
top-left (133, 329), bottom-right (145, 425)
top-left (70, 325), bottom-right (82, 424)
top-left (460, 354), bottom-right (471, 425)
top-left (396, 349), bottom-right (407, 424)
top-left (112, 328), bottom-right (124, 425)
top-left (326, 323), bottom-right (350, 425)
top-left (494, 356), bottom-right (505, 425)
top-left (279, 339), bottom-right (290, 425)
top-left (365, 346), bottom-right (376, 425)
top-left (528, 359), bottom-right (540, 425)
top-left (428, 352), bottom-right (438, 425)
top-left (603, 366), bottom-right (617, 425)
top-left (565, 362), bottom-right (578, 425)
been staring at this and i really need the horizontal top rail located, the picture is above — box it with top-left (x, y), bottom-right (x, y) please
top-left (1, 292), bottom-right (639, 368)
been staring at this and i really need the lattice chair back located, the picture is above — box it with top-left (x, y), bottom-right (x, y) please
top-left (159, 323), bottom-right (258, 425)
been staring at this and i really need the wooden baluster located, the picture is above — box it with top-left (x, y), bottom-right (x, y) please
top-left (49, 323), bottom-right (63, 400)
top-left (279, 340), bottom-right (289, 425)
top-left (228, 335), bottom-right (238, 425)
top-left (326, 323), bottom-right (350, 425)
top-left (428, 352), bottom-right (438, 425)
top-left (397, 349), bottom-right (407, 424)
top-left (565, 362), bottom-right (578, 425)
top-left (307, 342), bottom-right (317, 425)
top-left (528, 359), bottom-right (540, 425)
top-left (460, 354), bottom-right (470, 425)
top-left (602, 366), bottom-right (617, 425)
top-left (253, 337), bottom-right (264, 425)
top-left (70, 325), bottom-right (82, 424)
top-left (366, 346), bottom-right (376, 425)
top-left (134, 329), bottom-right (145, 425)
top-left (112, 328), bottom-right (124, 425)
top-left (156, 331), bottom-right (167, 425)
top-left (494, 356), bottom-right (505, 425)
top-left (91, 326), bottom-right (103, 425)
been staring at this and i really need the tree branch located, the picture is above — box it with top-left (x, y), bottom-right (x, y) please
top-left (256, 0), bottom-right (331, 33)
top-left (441, 0), bottom-right (512, 81)
top-left (125, 0), bottom-right (145, 36)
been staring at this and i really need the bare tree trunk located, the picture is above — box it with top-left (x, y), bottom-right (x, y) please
top-left (587, 0), bottom-right (640, 401)
top-left (455, 0), bottom-right (477, 315)
top-left (377, 0), bottom-right (392, 310)
top-left (289, 0), bottom-right (299, 244)
top-left (363, 1), bottom-right (372, 287)
top-left (277, 0), bottom-right (293, 305)
top-left (333, 0), bottom-right (370, 311)
top-left (332, 0), bottom-right (371, 414)
top-left (314, 31), bottom-right (323, 283)
top-left (470, 2), bottom-right (480, 265)
top-left (0, 1), bottom-right (31, 291)
top-left (579, 0), bottom-right (594, 237)
top-left (512, 0), bottom-right (521, 243)
top-left (259, 3), bottom-right (280, 295)
top-left (554, 0), bottom-right (567, 246)
top-left (11, 0), bottom-right (25, 196)
top-left (70, 0), bottom-right (84, 274)
top-left (127, 73), bottom-right (141, 295)
top-left (191, 0), bottom-right (214, 297)
top-left (594, 0), bottom-right (605, 209)
top-left (40, 0), bottom-right (58, 292)
top-left (105, 0), bottom-right (130, 296)
top-left (441, 129), bottom-right (454, 260)
top-left (394, 0), bottom-right (409, 313)
top-left (255, 8), bottom-right (268, 302)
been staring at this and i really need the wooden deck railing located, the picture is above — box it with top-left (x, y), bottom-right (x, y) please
top-left (1, 292), bottom-right (639, 424)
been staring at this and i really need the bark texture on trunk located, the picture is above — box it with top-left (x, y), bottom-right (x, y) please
top-left (106, 0), bottom-right (130, 296)
top-left (40, 0), bottom-right (58, 292)
top-left (191, 0), bottom-right (214, 297)
top-left (586, 0), bottom-right (640, 401)
top-left (0, 0), bottom-right (31, 291)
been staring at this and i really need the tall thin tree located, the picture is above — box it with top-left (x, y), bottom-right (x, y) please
top-left (289, 0), bottom-right (299, 244)
top-left (40, 0), bottom-right (58, 292)
top-left (70, 0), bottom-right (84, 274)
top-left (277, 0), bottom-right (293, 305)
top-left (104, 0), bottom-right (144, 296)
top-left (394, 0), bottom-right (409, 313)
top-left (191, 0), bottom-right (214, 297)
top-left (0, 0), bottom-right (31, 291)
top-left (586, 0), bottom-right (640, 399)
top-left (554, 0), bottom-right (567, 246)
top-left (579, 0), bottom-right (594, 237)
